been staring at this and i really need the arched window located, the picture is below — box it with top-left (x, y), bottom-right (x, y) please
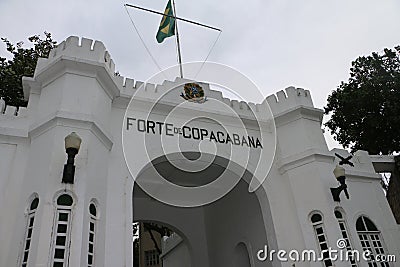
top-left (87, 203), bottom-right (97, 266)
top-left (356, 216), bottom-right (389, 267)
top-left (51, 194), bottom-right (74, 267)
top-left (20, 197), bottom-right (39, 266)
top-left (334, 210), bottom-right (357, 267)
top-left (310, 212), bottom-right (333, 267)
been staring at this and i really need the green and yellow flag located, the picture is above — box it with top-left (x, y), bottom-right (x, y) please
top-left (156, 0), bottom-right (176, 43)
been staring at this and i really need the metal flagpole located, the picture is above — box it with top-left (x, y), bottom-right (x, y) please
top-left (124, 4), bottom-right (221, 32)
top-left (171, 0), bottom-right (184, 78)
top-left (124, 3), bottom-right (222, 79)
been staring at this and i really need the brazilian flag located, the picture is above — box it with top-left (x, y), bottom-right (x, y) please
top-left (156, 0), bottom-right (176, 43)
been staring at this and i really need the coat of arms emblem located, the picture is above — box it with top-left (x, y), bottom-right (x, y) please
top-left (180, 83), bottom-right (207, 103)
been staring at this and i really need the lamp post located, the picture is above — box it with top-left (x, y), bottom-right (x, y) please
top-left (62, 132), bottom-right (82, 184)
top-left (330, 165), bottom-right (350, 202)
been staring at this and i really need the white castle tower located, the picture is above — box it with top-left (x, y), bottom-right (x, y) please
top-left (0, 36), bottom-right (398, 267)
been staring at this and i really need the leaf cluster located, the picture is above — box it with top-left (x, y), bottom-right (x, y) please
top-left (0, 32), bottom-right (56, 107)
top-left (325, 46), bottom-right (400, 154)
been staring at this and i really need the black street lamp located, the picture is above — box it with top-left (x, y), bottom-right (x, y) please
top-left (330, 165), bottom-right (350, 202)
top-left (62, 132), bottom-right (82, 184)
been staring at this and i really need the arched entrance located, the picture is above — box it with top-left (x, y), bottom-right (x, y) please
top-left (132, 153), bottom-right (277, 267)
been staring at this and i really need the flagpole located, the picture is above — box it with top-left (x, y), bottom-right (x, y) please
top-left (172, 0), bottom-right (184, 78)
top-left (125, 4), bottom-right (221, 32)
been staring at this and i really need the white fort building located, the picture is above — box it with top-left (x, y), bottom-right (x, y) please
top-left (0, 36), bottom-right (399, 267)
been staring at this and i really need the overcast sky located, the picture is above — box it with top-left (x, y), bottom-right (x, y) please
top-left (1, 0), bottom-right (399, 149)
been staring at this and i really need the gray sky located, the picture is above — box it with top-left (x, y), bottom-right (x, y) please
top-left (1, 0), bottom-right (399, 149)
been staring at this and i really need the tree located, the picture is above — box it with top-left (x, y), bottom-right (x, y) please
top-left (324, 46), bottom-right (400, 223)
top-left (0, 32), bottom-right (56, 107)
top-left (133, 222), bottom-right (172, 266)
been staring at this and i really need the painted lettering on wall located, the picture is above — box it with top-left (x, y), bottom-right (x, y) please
top-left (126, 117), bottom-right (263, 149)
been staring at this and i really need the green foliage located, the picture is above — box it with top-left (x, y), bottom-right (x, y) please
top-left (0, 32), bottom-right (56, 107)
top-left (324, 46), bottom-right (400, 155)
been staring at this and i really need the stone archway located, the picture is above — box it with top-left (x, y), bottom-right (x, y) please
top-left (132, 153), bottom-right (277, 267)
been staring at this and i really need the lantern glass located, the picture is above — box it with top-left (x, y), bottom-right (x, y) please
top-left (333, 165), bottom-right (345, 179)
top-left (64, 132), bottom-right (82, 151)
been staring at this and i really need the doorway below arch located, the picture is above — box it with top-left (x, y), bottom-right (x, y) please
top-left (132, 155), bottom-right (275, 267)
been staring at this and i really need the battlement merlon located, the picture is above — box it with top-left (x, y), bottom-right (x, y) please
top-left (31, 36), bottom-right (124, 101)
top-left (264, 86), bottom-right (324, 125)
top-left (36, 36), bottom-right (115, 75)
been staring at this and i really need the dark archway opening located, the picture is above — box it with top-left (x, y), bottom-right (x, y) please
top-left (132, 153), bottom-right (275, 267)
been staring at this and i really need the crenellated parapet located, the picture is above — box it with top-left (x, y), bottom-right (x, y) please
top-left (118, 76), bottom-right (269, 121)
top-left (32, 36), bottom-right (126, 101)
top-left (265, 86), bottom-right (314, 116)
top-left (22, 35), bottom-right (323, 126)
top-left (30, 36), bottom-right (321, 122)
top-left (36, 36), bottom-right (116, 77)
top-left (0, 98), bottom-right (30, 137)
top-left (120, 80), bottom-right (318, 123)
top-left (0, 98), bottom-right (28, 117)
